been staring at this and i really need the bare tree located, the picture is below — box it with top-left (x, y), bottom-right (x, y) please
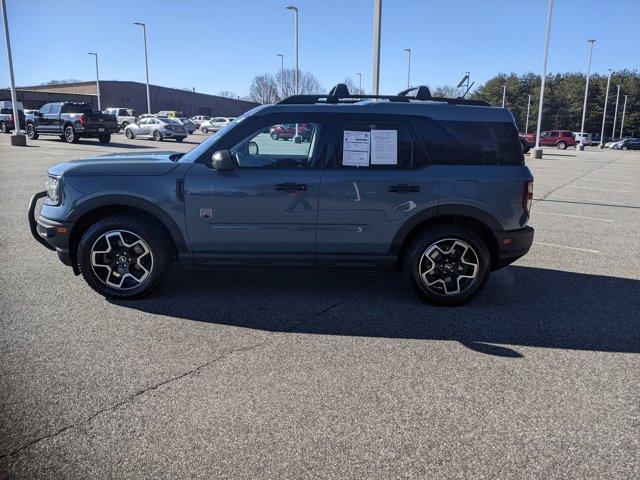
top-left (274, 68), bottom-right (322, 99)
top-left (249, 74), bottom-right (279, 105)
top-left (342, 77), bottom-right (365, 95)
top-left (432, 85), bottom-right (463, 98)
top-left (217, 90), bottom-right (238, 99)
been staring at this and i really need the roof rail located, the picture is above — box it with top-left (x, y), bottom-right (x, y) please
top-left (277, 83), bottom-right (490, 107)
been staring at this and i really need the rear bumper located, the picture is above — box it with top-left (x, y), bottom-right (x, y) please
top-left (493, 226), bottom-right (534, 270)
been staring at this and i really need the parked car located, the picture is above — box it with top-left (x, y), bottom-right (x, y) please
top-left (176, 117), bottom-right (198, 134)
top-left (191, 115), bottom-right (211, 126)
top-left (573, 132), bottom-right (600, 146)
top-left (521, 130), bottom-right (575, 149)
top-left (123, 116), bottom-right (187, 142)
top-left (157, 110), bottom-right (183, 119)
top-left (29, 83), bottom-right (534, 305)
top-left (25, 102), bottom-right (117, 144)
top-left (24, 109), bottom-right (38, 116)
top-left (103, 107), bottom-right (139, 131)
top-left (200, 117), bottom-right (235, 133)
top-left (269, 123), bottom-right (314, 141)
top-left (0, 100), bottom-right (25, 133)
top-left (616, 138), bottom-right (639, 150)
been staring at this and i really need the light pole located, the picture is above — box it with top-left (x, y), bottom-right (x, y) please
top-left (276, 53), bottom-right (284, 79)
top-left (134, 22), bottom-right (151, 114)
top-left (620, 95), bottom-right (628, 138)
top-left (404, 48), bottom-right (411, 89)
top-left (372, 0), bottom-right (382, 95)
top-left (599, 69), bottom-right (612, 148)
top-left (532, 0), bottom-right (554, 159)
top-left (525, 94), bottom-right (531, 133)
top-left (356, 72), bottom-right (362, 93)
top-left (285, 6), bottom-right (299, 95)
top-left (612, 84), bottom-right (621, 139)
top-left (577, 39), bottom-right (595, 151)
top-left (1, 0), bottom-right (25, 145)
top-left (87, 52), bottom-right (101, 111)
top-left (501, 84), bottom-right (506, 108)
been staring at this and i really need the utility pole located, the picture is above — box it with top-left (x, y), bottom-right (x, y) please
top-left (525, 94), bottom-right (531, 133)
top-left (87, 52), bottom-right (101, 111)
top-left (1, 0), bottom-right (26, 145)
top-left (404, 48), bottom-right (411, 89)
top-left (577, 39), bottom-right (595, 151)
top-left (598, 69), bottom-right (612, 148)
top-left (501, 84), bottom-right (506, 108)
top-left (356, 72), bottom-right (362, 93)
top-left (372, 0), bottom-right (382, 95)
top-left (612, 85), bottom-right (621, 139)
top-left (134, 22), bottom-right (151, 114)
top-left (532, 0), bottom-right (554, 159)
top-left (620, 95), bottom-right (628, 139)
top-left (286, 6), bottom-right (299, 94)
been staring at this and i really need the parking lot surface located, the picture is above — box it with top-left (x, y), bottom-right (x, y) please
top-left (1, 133), bottom-right (639, 479)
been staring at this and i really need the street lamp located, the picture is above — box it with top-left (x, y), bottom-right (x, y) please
top-left (87, 52), bottom-right (101, 111)
top-left (501, 84), bottom-right (506, 108)
top-left (598, 69), bottom-right (612, 148)
top-left (356, 72), bottom-right (362, 93)
top-left (532, 0), bottom-right (554, 159)
top-left (612, 84), bottom-right (621, 139)
top-left (1, 0), bottom-right (25, 145)
top-left (276, 53), bottom-right (284, 80)
top-left (620, 95), bottom-right (628, 138)
top-left (134, 22), bottom-right (151, 114)
top-left (404, 48), bottom-right (411, 89)
top-left (372, 0), bottom-right (382, 95)
top-left (285, 6), bottom-right (299, 95)
top-left (577, 39), bottom-right (595, 151)
top-left (525, 94), bottom-right (531, 133)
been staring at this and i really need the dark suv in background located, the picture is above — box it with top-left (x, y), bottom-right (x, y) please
top-left (29, 84), bottom-right (534, 305)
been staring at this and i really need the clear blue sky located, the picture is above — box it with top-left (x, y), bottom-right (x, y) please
top-left (1, 0), bottom-right (639, 96)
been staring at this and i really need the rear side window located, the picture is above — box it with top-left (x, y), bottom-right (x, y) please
top-left (61, 103), bottom-right (92, 114)
top-left (562, 132), bottom-right (573, 138)
top-left (412, 117), bottom-right (523, 166)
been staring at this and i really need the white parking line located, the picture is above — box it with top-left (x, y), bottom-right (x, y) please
top-left (532, 211), bottom-right (614, 222)
top-left (545, 195), bottom-right (625, 205)
top-left (580, 178), bottom-right (637, 186)
top-left (533, 241), bottom-right (600, 253)
top-left (564, 185), bottom-right (630, 193)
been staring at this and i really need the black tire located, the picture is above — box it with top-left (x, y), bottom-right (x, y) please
top-left (26, 123), bottom-right (38, 139)
top-left (270, 132), bottom-right (278, 140)
top-left (98, 134), bottom-right (111, 144)
top-left (64, 125), bottom-right (78, 143)
top-left (622, 146), bottom-right (628, 151)
top-left (403, 225), bottom-right (491, 306)
top-left (125, 129), bottom-right (135, 139)
top-left (76, 214), bottom-right (170, 299)
top-left (0, 121), bottom-right (8, 133)
top-left (153, 130), bottom-right (163, 141)
top-left (556, 141), bottom-right (566, 150)
top-left (121, 121), bottom-right (129, 131)
top-left (175, 137), bottom-right (184, 143)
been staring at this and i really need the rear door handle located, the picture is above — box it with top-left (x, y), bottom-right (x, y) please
top-left (275, 183), bottom-right (308, 192)
top-left (388, 184), bottom-right (420, 193)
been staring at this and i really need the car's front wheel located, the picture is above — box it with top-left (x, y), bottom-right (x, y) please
top-left (0, 121), bottom-right (8, 133)
top-left (77, 214), bottom-right (170, 299)
top-left (622, 146), bottom-right (628, 151)
top-left (125, 129), bottom-right (135, 139)
top-left (201, 127), bottom-right (208, 134)
top-left (403, 225), bottom-right (491, 306)
top-left (556, 141), bottom-right (567, 150)
top-left (153, 130), bottom-right (163, 141)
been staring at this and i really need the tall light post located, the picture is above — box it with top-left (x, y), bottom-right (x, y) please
top-left (276, 53), bottom-right (284, 79)
top-left (285, 6), bottom-right (299, 95)
top-left (612, 84), bottom-right (621, 139)
top-left (620, 95), bottom-right (628, 138)
top-left (525, 94), bottom-right (532, 133)
top-left (1, 0), bottom-right (25, 145)
top-left (532, 0), bottom-right (554, 159)
top-left (87, 52), bottom-right (101, 111)
top-left (356, 72), bottom-right (362, 93)
top-left (134, 22), bottom-right (151, 114)
top-left (372, 0), bottom-right (382, 95)
top-left (598, 69), bottom-right (612, 148)
top-left (577, 39), bottom-right (595, 151)
top-left (404, 48), bottom-right (411, 89)
top-left (501, 84), bottom-right (506, 108)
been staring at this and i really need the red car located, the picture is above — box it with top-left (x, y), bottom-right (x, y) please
top-left (269, 123), bottom-right (312, 141)
top-left (521, 130), bottom-right (575, 150)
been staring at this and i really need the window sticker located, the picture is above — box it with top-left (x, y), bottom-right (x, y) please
top-left (343, 130), bottom-right (370, 167)
top-left (370, 129), bottom-right (398, 165)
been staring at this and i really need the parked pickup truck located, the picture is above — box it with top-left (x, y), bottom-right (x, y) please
top-left (103, 107), bottom-right (139, 131)
top-left (0, 100), bottom-right (25, 134)
top-left (25, 102), bottom-right (118, 144)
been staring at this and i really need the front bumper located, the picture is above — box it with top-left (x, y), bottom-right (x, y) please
top-left (29, 191), bottom-right (73, 266)
top-left (493, 226), bottom-right (534, 270)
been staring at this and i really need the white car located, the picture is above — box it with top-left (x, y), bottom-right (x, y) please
top-left (103, 107), bottom-right (139, 131)
top-left (123, 117), bottom-right (187, 142)
top-left (200, 116), bottom-right (235, 133)
top-left (190, 115), bottom-right (211, 126)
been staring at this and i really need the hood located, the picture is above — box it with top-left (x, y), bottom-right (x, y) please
top-left (48, 151), bottom-right (183, 177)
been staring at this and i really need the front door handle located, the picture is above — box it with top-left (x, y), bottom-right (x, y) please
top-left (275, 183), bottom-right (308, 192)
top-left (388, 184), bottom-right (420, 193)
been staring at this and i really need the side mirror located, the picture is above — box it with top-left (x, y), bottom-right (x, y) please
top-left (247, 141), bottom-right (259, 155)
top-left (212, 150), bottom-right (236, 171)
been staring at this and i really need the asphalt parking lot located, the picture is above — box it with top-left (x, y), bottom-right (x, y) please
top-left (1, 133), bottom-right (639, 479)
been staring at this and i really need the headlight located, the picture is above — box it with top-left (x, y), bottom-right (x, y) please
top-left (45, 175), bottom-right (62, 205)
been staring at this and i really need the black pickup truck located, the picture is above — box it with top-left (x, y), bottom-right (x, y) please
top-left (25, 102), bottom-right (118, 144)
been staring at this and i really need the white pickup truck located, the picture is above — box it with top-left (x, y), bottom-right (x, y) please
top-left (103, 107), bottom-right (139, 131)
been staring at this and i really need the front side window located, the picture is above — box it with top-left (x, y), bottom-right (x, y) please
top-left (230, 121), bottom-right (320, 168)
top-left (50, 104), bottom-right (62, 115)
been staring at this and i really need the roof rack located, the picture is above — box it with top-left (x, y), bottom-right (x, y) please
top-left (277, 83), bottom-right (490, 107)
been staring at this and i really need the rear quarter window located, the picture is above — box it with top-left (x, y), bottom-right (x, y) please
top-left (412, 117), bottom-right (523, 166)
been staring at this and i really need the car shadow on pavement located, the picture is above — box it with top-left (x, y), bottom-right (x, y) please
top-left (115, 266), bottom-right (640, 357)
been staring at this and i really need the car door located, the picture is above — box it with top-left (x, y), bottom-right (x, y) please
top-left (316, 115), bottom-right (438, 264)
top-left (45, 103), bottom-right (62, 133)
top-left (183, 113), bottom-right (328, 265)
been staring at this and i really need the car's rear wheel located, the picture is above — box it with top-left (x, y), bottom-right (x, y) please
top-left (64, 125), bottom-right (78, 143)
top-left (26, 123), bottom-right (38, 139)
top-left (121, 121), bottom-right (129, 131)
top-left (98, 134), bottom-right (111, 144)
top-left (403, 225), bottom-right (491, 306)
top-left (270, 132), bottom-right (278, 140)
top-left (622, 146), bottom-right (628, 151)
top-left (556, 141), bottom-right (567, 150)
top-left (0, 121), bottom-right (8, 133)
top-left (125, 129), bottom-right (135, 139)
top-left (153, 130), bottom-right (163, 141)
top-left (201, 126), bottom-right (208, 133)
top-left (175, 137), bottom-right (184, 143)
top-left (77, 214), bottom-right (170, 299)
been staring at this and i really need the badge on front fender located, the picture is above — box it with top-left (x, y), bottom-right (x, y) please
top-left (199, 208), bottom-right (212, 219)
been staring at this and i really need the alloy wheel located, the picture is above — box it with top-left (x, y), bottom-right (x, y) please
top-left (418, 238), bottom-right (479, 296)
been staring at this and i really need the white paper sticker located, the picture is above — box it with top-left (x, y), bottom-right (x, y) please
top-left (370, 129), bottom-right (398, 165)
top-left (343, 130), bottom-right (370, 166)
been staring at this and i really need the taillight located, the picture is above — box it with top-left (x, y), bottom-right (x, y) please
top-left (78, 115), bottom-right (87, 125)
top-left (523, 180), bottom-right (533, 214)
